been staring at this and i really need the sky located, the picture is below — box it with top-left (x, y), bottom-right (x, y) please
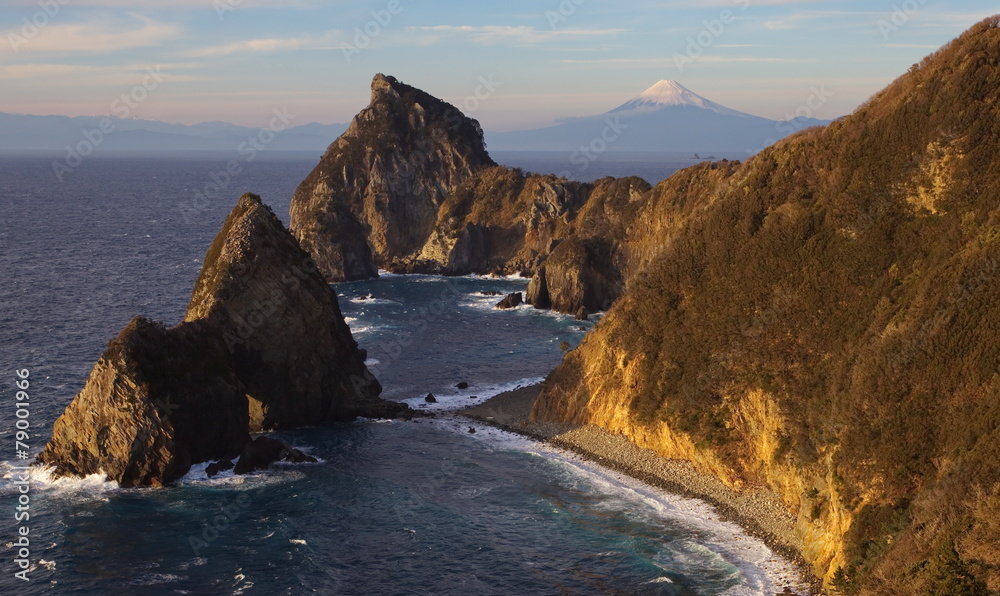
top-left (0, 0), bottom-right (996, 132)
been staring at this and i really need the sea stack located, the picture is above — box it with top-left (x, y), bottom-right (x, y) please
top-left (38, 193), bottom-right (406, 487)
top-left (289, 73), bottom-right (496, 282)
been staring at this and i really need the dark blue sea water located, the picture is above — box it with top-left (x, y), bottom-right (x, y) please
top-left (0, 153), bottom-right (807, 595)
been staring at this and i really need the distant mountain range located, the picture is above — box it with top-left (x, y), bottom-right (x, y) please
top-left (486, 80), bottom-right (831, 153)
top-left (0, 80), bottom-right (829, 154)
top-left (0, 112), bottom-right (349, 152)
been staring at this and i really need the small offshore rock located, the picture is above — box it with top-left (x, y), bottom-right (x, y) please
top-left (456, 382), bottom-right (469, 389)
top-left (206, 459), bottom-right (234, 478)
top-left (234, 436), bottom-right (317, 475)
top-left (495, 292), bottom-right (523, 309)
top-left (425, 393), bottom-right (437, 403)
top-left (468, 428), bottom-right (476, 434)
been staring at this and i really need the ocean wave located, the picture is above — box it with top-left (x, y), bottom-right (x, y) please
top-left (519, 448), bottom-right (812, 596)
top-left (1, 462), bottom-right (120, 496)
top-left (348, 294), bottom-right (400, 305)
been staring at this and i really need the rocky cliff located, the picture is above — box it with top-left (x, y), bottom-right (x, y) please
top-left (289, 74), bottom-right (496, 282)
top-left (39, 193), bottom-right (405, 487)
top-left (290, 74), bottom-right (658, 316)
top-left (534, 17), bottom-right (1000, 595)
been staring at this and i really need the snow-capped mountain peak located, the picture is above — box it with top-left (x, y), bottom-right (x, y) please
top-left (610, 80), bottom-right (749, 117)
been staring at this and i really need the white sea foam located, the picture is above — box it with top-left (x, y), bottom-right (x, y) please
top-left (530, 448), bottom-right (811, 595)
top-left (402, 376), bottom-right (545, 413)
top-left (1, 462), bottom-right (120, 496)
top-left (431, 412), bottom-right (812, 595)
top-left (348, 294), bottom-right (399, 305)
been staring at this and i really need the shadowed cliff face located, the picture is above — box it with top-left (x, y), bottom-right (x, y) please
top-left (39, 193), bottom-right (401, 487)
top-left (535, 17), bottom-right (1000, 595)
top-left (185, 194), bottom-right (382, 429)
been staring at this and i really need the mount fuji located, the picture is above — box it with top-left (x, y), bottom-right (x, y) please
top-left (487, 80), bottom-right (829, 154)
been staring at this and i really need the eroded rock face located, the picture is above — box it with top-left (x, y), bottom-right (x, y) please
top-left (289, 75), bottom-right (661, 316)
top-left (38, 193), bottom-right (405, 487)
top-left (290, 74), bottom-right (496, 281)
top-left (526, 237), bottom-right (621, 315)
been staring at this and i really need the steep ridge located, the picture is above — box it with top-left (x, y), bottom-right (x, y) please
top-left (533, 17), bottom-right (1000, 595)
top-left (38, 194), bottom-right (405, 487)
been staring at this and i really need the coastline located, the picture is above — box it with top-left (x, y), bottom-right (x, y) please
top-left (460, 383), bottom-right (823, 596)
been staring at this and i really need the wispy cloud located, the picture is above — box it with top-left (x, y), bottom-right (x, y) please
top-left (409, 25), bottom-right (626, 46)
top-left (561, 56), bottom-right (814, 66)
top-left (187, 36), bottom-right (313, 58)
top-left (13, 0), bottom-right (317, 6)
top-left (0, 14), bottom-right (181, 55)
top-left (882, 43), bottom-right (941, 49)
top-left (0, 62), bottom-right (201, 84)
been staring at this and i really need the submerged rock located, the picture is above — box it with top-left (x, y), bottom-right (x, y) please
top-left (38, 193), bottom-right (407, 487)
top-left (206, 459), bottom-right (234, 478)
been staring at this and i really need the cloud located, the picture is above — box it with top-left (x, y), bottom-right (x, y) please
top-left (1, 14), bottom-right (181, 54)
top-left (0, 62), bottom-right (202, 85)
top-left (7, 0), bottom-right (317, 6)
top-left (561, 56), bottom-right (814, 66)
top-left (187, 36), bottom-right (315, 58)
top-left (882, 43), bottom-right (941, 49)
top-left (763, 19), bottom-right (799, 30)
top-left (660, 0), bottom-right (822, 6)
top-left (409, 25), bottom-right (627, 46)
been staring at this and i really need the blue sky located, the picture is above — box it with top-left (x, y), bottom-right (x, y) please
top-left (1, 0), bottom-right (996, 131)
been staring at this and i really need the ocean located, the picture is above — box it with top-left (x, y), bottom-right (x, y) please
top-left (0, 152), bottom-right (807, 595)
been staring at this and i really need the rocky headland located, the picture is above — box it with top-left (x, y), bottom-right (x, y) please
top-left (533, 18), bottom-right (1000, 595)
top-left (38, 193), bottom-right (410, 487)
top-left (290, 74), bottom-right (673, 317)
top-left (289, 18), bottom-right (1000, 596)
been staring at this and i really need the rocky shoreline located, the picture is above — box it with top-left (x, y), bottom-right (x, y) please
top-left (461, 384), bottom-right (824, 596)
